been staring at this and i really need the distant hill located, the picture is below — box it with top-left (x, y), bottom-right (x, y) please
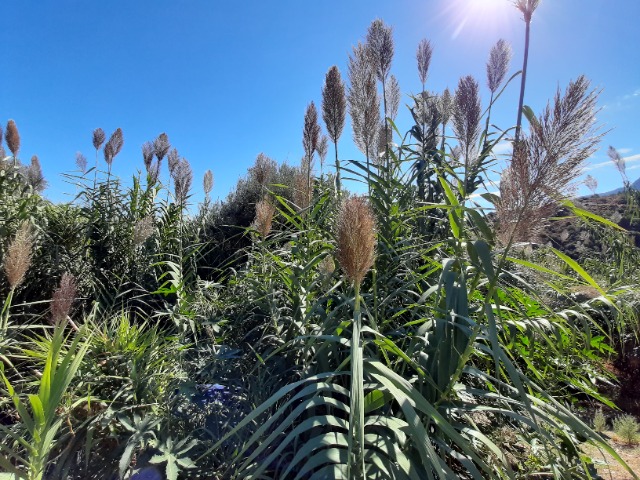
top-left (602, 176), bottom-right (640, 196)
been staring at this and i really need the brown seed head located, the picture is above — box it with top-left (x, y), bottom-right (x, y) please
top-left (293, 167), bottom-right (312, 212)
top-left (303, 102), bottom-right (321, 166)
top-left (487, 39), bottom-right (513, 94)
top-left (154, 133), bottom-right (170, 162)
top-left (51, 273), bottom-right (77, 326)
top-left (93, 128), bottom-right (106, 151)
top-left (3, 221), bottom-right (34, 289)
top-left (253, 196), bottom-right (277, 238)
top-left (322, 66), bottom-right (347, 146)
top-left (6, 120), bottom-right (20, 157)
top-left (417, 39), bottom-right (434, 87)
top-left (336, 196), bottom-right (376, 286)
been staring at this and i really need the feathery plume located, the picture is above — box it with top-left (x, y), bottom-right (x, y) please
top-left (5, 120), bottom-right (20, 157)
top-left (608, 146), bottom-right (627, 182)
top-left (514, 0), bottom-right (541, 23)
top-left (416, 39), bottom-right (434, 87)
top-left (348, 42), bottom-right (380, 166)
top-left (154, 133), bottom-right (170, 163)
top-left (322, 66), bottom-right (347, 148)
top-left (148, 159), bottom-right (161, 184)
top-left (92, 128), bottom-right (106, 151)
top-left (25, 155), bottom-right (47, 192)
top-left (142, 141), bottom-right (154, 171)
top-left (584, 174), bottom-right (598, 195)
top-left (168, 148), bottom-right (180, 179)
top-left (302, 102), bottom-right (321, 174)
top-left (385, 74), bottom-right (400, 121)
top-left (104, 128), bottom-right (124, 166)
top-left (250, 153), bottom-right (277, 188)
top-left (174, 158), bottom-right (193, 204)
top-left (317, 135), bottom-right (328, 173)
top-left (441, 88), bottom-right (453, 126)
top-left (336, 196), bottom-right (376, 287)
top-left (3, 222), bottom-right (34, 289)
top-left (497, 76), bottom-right (601, 244)
top-left (322, 65), bottom-right (347, 193)
top-left (133, 215), bottom-right (155, 246)
top-left (452, 76), bottom-right (481, 164)
top-left (487, 39), bottom-right (513, 94)
top-left (0, 145), bottom-right (5, 161)
top-left (51, 273), bottom-right (77, 326)
top-left (366, 19), bottom-right (394, 84)
top-left (76, 152), bottom-right (87, 173)
top-left (253, 196), bottom-right (277, 238)
top-left (203, 169), bottom-right (214, 196)
top-left (294, 167), bottom-right (312, 212)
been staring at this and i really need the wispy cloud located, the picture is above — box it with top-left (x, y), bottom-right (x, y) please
top-left (584, 152), bottom-right (640, 171)
top-left (603, 87), bottom-right (640, 111)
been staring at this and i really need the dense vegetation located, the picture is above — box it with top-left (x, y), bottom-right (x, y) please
top-left (2, 10), bottom-right (640, 480)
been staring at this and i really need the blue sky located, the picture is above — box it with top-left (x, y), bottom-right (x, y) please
top-left (2, 0), bottom-right (639, 205)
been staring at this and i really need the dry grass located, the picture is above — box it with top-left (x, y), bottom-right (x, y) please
top-left (582, 432), bottom-right (640, 479)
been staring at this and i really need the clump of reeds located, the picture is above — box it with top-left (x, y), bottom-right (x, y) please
top-left (3, 221), bottom-right (34, 289)
top-left (51, 273), bottom-right (77, 327)
top-left (336, 196), bottom-right (376, 287)
top-left (253, 196), bottom-right (276, 238)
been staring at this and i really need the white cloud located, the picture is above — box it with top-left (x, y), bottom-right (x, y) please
top-left (584, 152), bottom-right (640, 171)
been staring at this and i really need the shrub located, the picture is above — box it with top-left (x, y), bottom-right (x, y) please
top-left (613, 414), bottom-right (640, 445)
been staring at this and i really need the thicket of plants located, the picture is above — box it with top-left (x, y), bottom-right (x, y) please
top-left (2, 4), bottom-right (640, 480)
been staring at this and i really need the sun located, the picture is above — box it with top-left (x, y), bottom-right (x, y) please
top-left (448, 0), bottom-right (513, 40)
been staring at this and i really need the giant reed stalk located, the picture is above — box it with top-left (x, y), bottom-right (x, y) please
top-left (335, 196), bottom-right (376, 480)
top-left (514, 0), bottom-right (541, 143)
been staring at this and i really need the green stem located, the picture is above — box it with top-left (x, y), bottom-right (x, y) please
top-left (348, 282), bottom-right (365, 479)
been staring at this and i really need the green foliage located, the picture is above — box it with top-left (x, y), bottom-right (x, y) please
top-left (613, 414), bottom-right (640, 445)
top-left (593, 409), bottom-right (607, 433)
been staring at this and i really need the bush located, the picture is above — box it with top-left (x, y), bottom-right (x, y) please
top-left (613, 414), bottom-right (640, 445)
